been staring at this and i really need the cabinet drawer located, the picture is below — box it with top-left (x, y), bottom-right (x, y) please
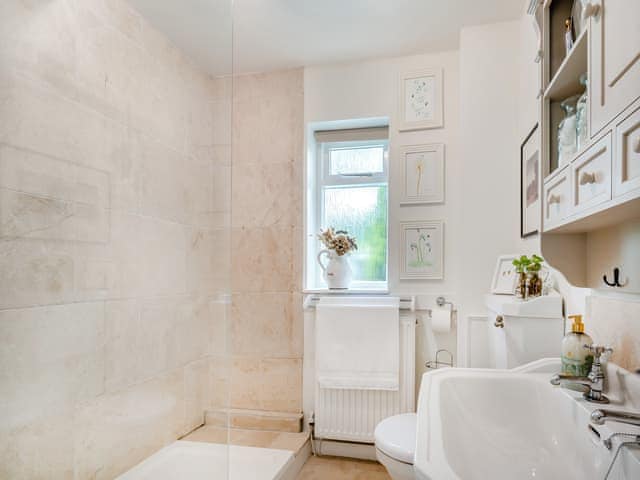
top-left (614, 106), bottom-right (640, 197)
top-left (570, 132), bottom-right (612, 216)
top-left (543, 169), bottom-right (570, 230)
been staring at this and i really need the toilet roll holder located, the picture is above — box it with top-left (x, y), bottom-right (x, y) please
top-left (436, 296), bottom-right (453, 308)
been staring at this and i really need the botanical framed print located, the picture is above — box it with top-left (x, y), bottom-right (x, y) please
top-left (397, 68), bottom-right (443, 131)
top-left (400, 220), bottom-right (444, 280)
top-left (491, 255), bottom-right (518, 295)
top-left (521, 123), bottom-right (540, 238)
top-left (399, 143), bottom-right (445, 204)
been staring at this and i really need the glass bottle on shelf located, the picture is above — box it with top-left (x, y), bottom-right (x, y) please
top-left (576, 73), bottom-right (588, 151)
top-left (557, 94), bottom-right (580, 168)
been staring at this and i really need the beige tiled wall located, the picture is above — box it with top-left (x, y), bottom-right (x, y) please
top-left (221, 69), bottom-right (304, 419)
top-left (0, 0), bottom-right (230, 478)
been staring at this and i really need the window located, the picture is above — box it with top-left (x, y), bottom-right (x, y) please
top-left (308, 126), bottom-right (389, 290)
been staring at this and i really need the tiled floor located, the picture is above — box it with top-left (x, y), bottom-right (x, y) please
top-left (182, 425), bottom-right (309, 453)
top-left (295, 455), bottom-right (391, 480)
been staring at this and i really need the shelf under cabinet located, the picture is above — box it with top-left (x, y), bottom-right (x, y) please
top-left (544, 28), bottom-right (587, 101)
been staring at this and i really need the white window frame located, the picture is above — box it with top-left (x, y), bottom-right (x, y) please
top-left (311, 132), bottom-right (390, 291)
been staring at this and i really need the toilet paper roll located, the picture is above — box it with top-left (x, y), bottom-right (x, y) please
top-left (431, 306), bottom-right (452, 333)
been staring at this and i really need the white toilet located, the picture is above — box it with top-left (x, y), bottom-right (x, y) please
top-left (374, 413), bottom-right (416, 480)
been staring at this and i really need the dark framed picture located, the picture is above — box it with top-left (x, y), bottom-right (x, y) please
top-left (521, 124), bottom-right (540, 238)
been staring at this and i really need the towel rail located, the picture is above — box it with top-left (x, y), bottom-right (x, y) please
top-left (304, 295), bottom-right (415, 311)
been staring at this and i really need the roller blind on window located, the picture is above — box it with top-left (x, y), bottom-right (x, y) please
top-left (314, 126), bottom-right (389, 143)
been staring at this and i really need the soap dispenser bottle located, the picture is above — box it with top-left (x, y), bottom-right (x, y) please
top-left (561, 314), bottom-right (593, 376)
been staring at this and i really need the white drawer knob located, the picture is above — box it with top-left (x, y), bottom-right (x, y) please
top-left (633, 136), bottom-right (640, 154)
top-left (579, 171), bottom-right (597, 185)
top-left (548, 194), bottom-right (561, 205)
top-left (583, 2), bottom-right (600, 19)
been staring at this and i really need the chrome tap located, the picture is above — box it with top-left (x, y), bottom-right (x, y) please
top-left (591, 409), bottom-right (640, 428)
top-left (550, 344), bottom-right (613, 404)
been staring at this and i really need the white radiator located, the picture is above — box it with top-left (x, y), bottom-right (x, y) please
top-left (314, 315), bottom-right (416, 443)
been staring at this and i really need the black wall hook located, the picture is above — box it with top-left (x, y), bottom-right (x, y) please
top-left (603, 267), bottom-right (626, 287)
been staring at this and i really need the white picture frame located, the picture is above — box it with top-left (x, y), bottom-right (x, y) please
top-left (399, 143), bottom-right (445, 204)
top-left (400, 220), bottom-right (444, 280)
top-left (491, 255), bottom-right (518, 295)
top-left (397, 68), bottom-right (443, 131)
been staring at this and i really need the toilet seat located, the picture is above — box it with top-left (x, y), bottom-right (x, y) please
top-left (374, 413), bottom-right (416, 464)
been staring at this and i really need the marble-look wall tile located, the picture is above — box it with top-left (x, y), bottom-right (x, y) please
top-left (0, 144), bottom-right (110, 244)
top-left (231, 226), bottom-right (295, 292)
top-left (0, 0), bottom-right (232, 475)
top-left (209, 299), bottom-right (230, 356)
top-left (104, 299), bottom-right (140, 393)
top-left (209, 355), bottom-right (231, 409)
top-left (0, 70), bottom-right (128, 174)
top-left (0, 302), bottom-right (105, 429)
top-left (232, 94), bottom-right (303, 166)
top-left (212, 99), bottom-right (232, 146)
top-left (136, 216), bottom-right (188, 296)
top-left (0, 238), bottom-right (76, 309)
top-left (230, 357), bottom-right (302, 413)
top-left (0, 408), bottom-right (75, 480)
top-left (73, 369), bottom-right (185, 480)
top-left (226, 68), bottom-right (304, 423)
top-left (184, 358), bottom-right (209, 434)
top-left (260, 358), bottom-right (303, 413)
top-left (212, 162), bottom-right (232, 213)
top-left (232, 161), bottom-right (301, 228)
top-left (187, 227), bottom-right (230, 294)
top-left (586, 295), bottom-right (640, 371)
top-left (233, 69), bottom-right (304, 101)
top-left (231, 292), bottom-right (302, 357)
top-left (134, 296), bottom-right (212, 381)
top-left (135, 134), bottom-right (193, 224)
top-left (229, 357), bottom-right (261, 410)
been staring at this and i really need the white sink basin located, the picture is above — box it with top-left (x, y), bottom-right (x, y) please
top-left (415, 359), bottom-right (640, 480)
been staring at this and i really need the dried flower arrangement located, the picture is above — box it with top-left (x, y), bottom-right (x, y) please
top-left (318, 227), bottom-right (358, 256)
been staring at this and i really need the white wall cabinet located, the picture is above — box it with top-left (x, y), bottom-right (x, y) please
top-left (613, 106), bottom-right (640, 198)
top-left (570, 132), bottom-right (611, 216)
top-left (538, 0), bottom-right (640, 234)
top-left (589, 0), bottom-right (640, 137)
top-left (543, 168), bottom-right (570, 231)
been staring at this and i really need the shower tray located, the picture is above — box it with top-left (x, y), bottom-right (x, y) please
top-left (116, 440), bottom-right (294, 480)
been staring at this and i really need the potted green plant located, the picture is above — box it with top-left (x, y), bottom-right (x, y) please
top-left (512, 255), bottom-right (531, 299)
top-left (526, 254), bottom-right (544, 297)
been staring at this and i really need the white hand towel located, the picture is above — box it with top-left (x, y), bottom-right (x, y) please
top-left (315, 296), bottom-right (400, 390)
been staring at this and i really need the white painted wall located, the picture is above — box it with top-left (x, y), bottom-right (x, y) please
top-left (456, 20), bottom-right (529, 366)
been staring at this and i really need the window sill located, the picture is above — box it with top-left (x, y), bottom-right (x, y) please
top-left (303, 288), bottom-right (389, 295)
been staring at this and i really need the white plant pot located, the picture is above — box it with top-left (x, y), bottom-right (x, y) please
top-left (317, 250), bottom-right (352, 290)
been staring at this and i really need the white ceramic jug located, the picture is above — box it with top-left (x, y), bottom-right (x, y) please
top-left (317, 250), bottom-right (352, 289)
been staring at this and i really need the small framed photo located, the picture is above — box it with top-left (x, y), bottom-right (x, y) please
top-left (491, 255), bottom-right (518, 295)
top-left (397, 68), bottom-right (443, 131)
top-left (400, 220), bottom-right (444, 280)
top-left (399, 143), bottom-right (445, 204)
top-left (521, 124), bottom-right (540, 238)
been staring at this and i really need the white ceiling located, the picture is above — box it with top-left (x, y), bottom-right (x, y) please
top-left (127, 0), bottom-right (524, 77)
